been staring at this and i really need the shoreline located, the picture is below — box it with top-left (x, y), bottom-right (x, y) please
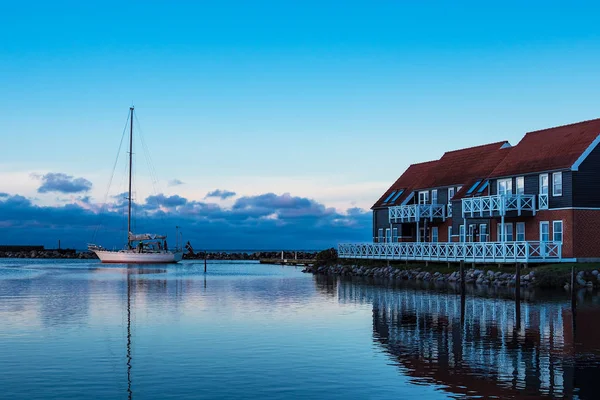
top-left (0, 249), bottom-right (319, 261)
top-left (302, 261), bottom-right (600, 291)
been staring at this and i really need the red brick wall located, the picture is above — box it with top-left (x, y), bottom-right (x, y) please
top-left (490, 210), bottom-right (575, 258)
top-left (573, 210), bottom-right (600, 258)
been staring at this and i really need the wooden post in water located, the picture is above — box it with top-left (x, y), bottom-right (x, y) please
top-left (460, 260), bottom-right (466, 325)
top-left (204, 251), bottom-right (207, 273)
top-left (459, 260), bottom-right (465, 294)
top-left (571, 266), bottom-right (577, 332)
top-left (515, 263), bottom-right (521, 330)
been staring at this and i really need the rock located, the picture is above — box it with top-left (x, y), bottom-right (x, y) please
top-left (586, 281), bottom-right (594, 288)
top-left (592, 270), bottom-right (599, 276)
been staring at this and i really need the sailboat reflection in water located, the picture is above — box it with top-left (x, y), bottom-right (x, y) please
top-left (88, 106), bottom-right (183, 264)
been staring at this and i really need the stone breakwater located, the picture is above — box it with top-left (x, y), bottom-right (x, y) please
top-left (302, 264), bottom-right (600, 289)
top-left (0, 250), bottom-right (98, 259)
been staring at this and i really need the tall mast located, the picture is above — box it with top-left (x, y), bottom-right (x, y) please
top-left (128, 106), bottom-right (134, 247)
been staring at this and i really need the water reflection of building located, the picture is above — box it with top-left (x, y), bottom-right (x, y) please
top-left (337, 281), bottom-right (600, 399)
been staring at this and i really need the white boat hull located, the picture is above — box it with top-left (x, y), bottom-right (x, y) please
top-left (92, 249), bottom-right (183, 264)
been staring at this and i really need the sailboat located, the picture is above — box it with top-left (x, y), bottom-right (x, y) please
top-left (88, 106), bottom-right (184, 264)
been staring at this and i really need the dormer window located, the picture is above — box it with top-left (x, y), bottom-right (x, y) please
top-left (383, 191), bottom-right (396, 203)
top-left (466, 180), bottom-right (482, 195)
top-left (477, 181), bottom-right (489, 194)
top-left (389, 189), bottom-right (404, 204)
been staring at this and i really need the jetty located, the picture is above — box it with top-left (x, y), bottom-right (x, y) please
top-left (259, 251), bottom-right (316, 266)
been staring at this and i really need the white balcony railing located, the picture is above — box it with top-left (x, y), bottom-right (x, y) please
top-left (462, 194), bottom-right (536, 218)
top-left (389, 204), bottom-right (446, 223)
top-left (538, 194), bottom-right (549, 210)
top-left (338, 241), bottom-right (562, 263)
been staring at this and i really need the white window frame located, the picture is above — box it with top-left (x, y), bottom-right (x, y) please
top-left (552, 172), bottom-right (563, 197)
top-left (467, 224), bottom-right (476, 242)
top-left (539, 174), bottom-right (549, 194)
top-left (448, 226), bottom-right (453, 242)
top-left (553, 220), bottom-right (563, 243)
top-left (479, 224), bottom-right (488, 242)
top-left (497, 223), bottom-right (514, 242)
top-left (392, 228), bottom-right (398, 242)
top-left (448, 187), bottom-right (455, 201)
top-left (497, 178), bottom-right (513, 196)
top-left (431, 227), bottom-right (438, 243)
top-left (516, 176), bottom-right (525, 195)
top-left (385, 228), bottom-right (391, 243)
top-left (540, 221), bottom-right (550, 242)
top-left (431, 189), bottom-right (438, 205)
top-left (459, 225), bottom-right (465, 242)
top-left (516, 222), bottom-right (525, 242)
top-left (377, 228), bottom-right (384, 242)
top-left (419, 191), bottom-right (429, 205)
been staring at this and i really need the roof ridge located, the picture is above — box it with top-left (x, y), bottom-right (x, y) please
top-left (441, 140), bottom-right (508, 155)
top-left (525, 117), bottom-right (600, 135)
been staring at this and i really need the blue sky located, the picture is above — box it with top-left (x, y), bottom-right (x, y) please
top-left (2, 1), bottom-right (600, 249)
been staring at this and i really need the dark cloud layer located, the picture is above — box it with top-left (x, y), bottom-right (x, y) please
top-left (36, 173), bottom-right (93, 194)
top-left (205, 189), bottom-right (236, 200)
top-left (0, 191), bottom-right (370, 250)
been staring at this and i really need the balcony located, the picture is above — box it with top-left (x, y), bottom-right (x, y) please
top-left (389, 204), bottom-right (446, 223)
top-left (462, 194), bottom-right (536, 218)
top-left (338, 241), bottom-right (562, 263)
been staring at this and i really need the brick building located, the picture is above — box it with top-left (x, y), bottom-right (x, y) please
top-left (340, 118), bottom-right (600, 263)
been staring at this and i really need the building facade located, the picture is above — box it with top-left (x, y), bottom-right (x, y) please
top-left (340, 118), bottom-right (600, 263)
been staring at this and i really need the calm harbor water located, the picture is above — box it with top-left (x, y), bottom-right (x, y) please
top-left (1, 259), bottom-right (599, 399)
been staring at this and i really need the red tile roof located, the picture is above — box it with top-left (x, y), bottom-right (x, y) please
top-left (489, 118), bottom-right (600, 178)
top-left (372, 141), bottom-right (510, 209)
top-left (372, 160), bottom-right (437, 209)
top-left (419, 142), bottom-right (510, 190)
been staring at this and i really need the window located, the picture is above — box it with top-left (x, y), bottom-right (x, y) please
top-left (480, 224), bottom-right (488, 242)
top-left (459, 225), bottom-right (465, 242)
top-left (390, 190), bottom-right (404, 204)
top-left (392, 228), bottom-right (398, 242)
top-left (419, 191), bottom-right (429, 204)
top-left (432, 189), bottom-right (438, 205)
top-left (516, 222), bottom-right (525, 242)
top-left (466, 180), bottom-right (482, 194)
top-left (431, 227), bottom-right (438, 243)
top-left (539, 174), bottom-right (549, 194)
top-left (448, 187), bottom-right (455, 201)
top-left (377, 228), bottom-right (383, 242)
top-left (497, 223), bottom-right (514, 242)
top-left (497, 178), bottom-right (513, 195)
top-left (477, 181), bottom-right (489, 194)
top-left (385, 228), bottom-right (391, 243)
top-left (457, 186), bottom-right (463, 193)
top-left (540, 222), bottom-right (549, 242)
top-left (448, 226), bottom-right (453, 242)
top-left (468, 224), bottom-right (475, 242)
top-left (553, 172), bottom-right (563, 196)
top-left (516, 176), bottom-right (525, 195)
top-left (383, 191), bottom-right (396, 203)
top-left (553, 221), bottom-right (563, 242)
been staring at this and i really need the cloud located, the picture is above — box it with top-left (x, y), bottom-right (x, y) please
top-left (35, 173), bottom-right (93, 194)
top-left (0, 191), bottom-right (371, 250)
top-left (205, 189), bottom-right (236, 200)
top-left (168, 179), bottom-right (185, 186)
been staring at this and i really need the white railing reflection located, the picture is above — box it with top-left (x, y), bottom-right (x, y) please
top-left (462, 194), bottom-right (536, 218)
top-left (389, 204), bottom-right (446, 223)
top-left (338, 241), bottom-right (562, 263)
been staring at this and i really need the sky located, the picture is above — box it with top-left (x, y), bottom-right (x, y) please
top-left (2, 1), bottom-right (600, 249)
